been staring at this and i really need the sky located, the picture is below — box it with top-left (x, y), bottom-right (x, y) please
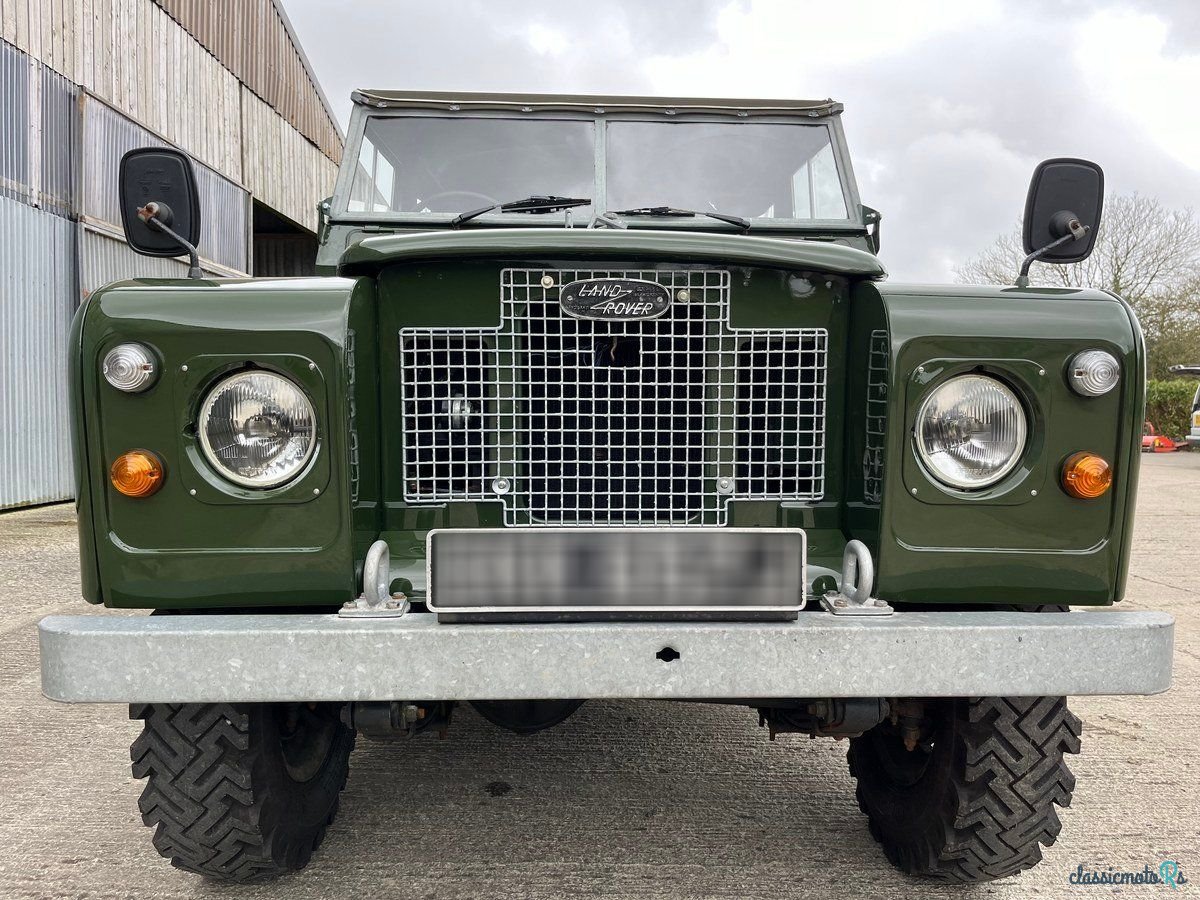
top-left (283, 0), bottom-right (1200, 283)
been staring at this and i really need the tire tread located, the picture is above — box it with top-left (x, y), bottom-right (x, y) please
top-left (129, 703), bottom-right (350, 882)
top-left (849, 696), bottom-right (1081, 883)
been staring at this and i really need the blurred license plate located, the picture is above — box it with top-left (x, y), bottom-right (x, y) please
top-left (426, 528), bottom-right (804, 621)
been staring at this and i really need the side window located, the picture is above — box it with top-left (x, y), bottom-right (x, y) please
top-left (347, 134), bottom-right (395, 212)
top-left (790, 143), bottom-right (847, 220)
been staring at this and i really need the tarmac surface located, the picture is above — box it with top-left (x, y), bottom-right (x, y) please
top-left (0, 453), bottom-right (1196, 899)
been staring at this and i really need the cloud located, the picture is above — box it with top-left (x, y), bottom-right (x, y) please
top-left (1125, 0), bottom-right (1200, 52)
top-left (283, 0), bottom-right (1200, 281)
top-left (1075, 9), bottom-right (1200, 173)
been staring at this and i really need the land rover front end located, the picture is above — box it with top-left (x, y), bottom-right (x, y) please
top-left (39, 92), bottom-right (1173, 885)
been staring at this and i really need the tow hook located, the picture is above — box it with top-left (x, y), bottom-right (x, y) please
top-left (339, 540), bottom-right (409, 618)
top-left (819, 540), bottom-right (893, 616)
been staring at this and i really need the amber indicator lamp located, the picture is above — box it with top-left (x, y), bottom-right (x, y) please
top-left (1061, 452), bottom-right (1112, 499)
top-left (110, 450), bottom-right (165, 497)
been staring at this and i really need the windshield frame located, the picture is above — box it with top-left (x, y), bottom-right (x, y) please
top-left (330, 105), bottom-right (864, 231)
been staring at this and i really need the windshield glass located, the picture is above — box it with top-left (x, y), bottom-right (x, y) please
top-left (346, 116), bottom-right (595, 215)
top-left (340, 114), bottom-right (851, 223)
top-left (606, 121), bottom-right (848, 220)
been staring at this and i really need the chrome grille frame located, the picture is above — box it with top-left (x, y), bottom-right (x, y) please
top-left (399, 268), bottom-right (827, 526)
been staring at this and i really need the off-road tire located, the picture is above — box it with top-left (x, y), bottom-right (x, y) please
top-left (130, 703), bottom-right (354, 882)
top-left (847, 696), bottom-right (1081, 883)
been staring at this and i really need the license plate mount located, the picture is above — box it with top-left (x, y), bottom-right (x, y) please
top-left (426, 527), bottom-right (805, 623)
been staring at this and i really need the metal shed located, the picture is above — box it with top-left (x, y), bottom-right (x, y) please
top-left (0, 0), bottom-right (343, 508)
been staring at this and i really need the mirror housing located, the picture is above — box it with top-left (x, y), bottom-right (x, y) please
top-left (118, 147), bottom-right (202, 258)
top-left (1022, 158), bottom-right (1104, 264)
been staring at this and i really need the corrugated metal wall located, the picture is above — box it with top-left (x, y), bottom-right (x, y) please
top-left (1, 0), bottom-right (243, 176)
top-left (0, 0), bottom-right (78, 86)
top-left (81, 94), bottom-right (250, 275)
top-left (151, 0), bottom-right (342, 163)
top-left (0, 0), bottom-right (343, 508)
top-left (0, 35), bottom-right (254, 507)
top-left (0, 38), bottom-right (78, 217)
top-left (80, 228), bottom-right (231, 295)
top-left (0, 41), bottom-right (78, 507)
top-left (0, 196), bottom-right (76, 508)
top-left (79, 0), bottom-right (243, 176)
top-left (254, 234), bottom-right (318, 277)
top-left (1, 0), bottom-right (342, 177)
top-left (241, 87), bottom-right (338, 231)
top-left (1, 0), bottom-right (342, 232)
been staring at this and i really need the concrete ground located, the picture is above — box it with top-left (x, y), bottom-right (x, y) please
top-left (0, 455), bottom-right (1196, 900)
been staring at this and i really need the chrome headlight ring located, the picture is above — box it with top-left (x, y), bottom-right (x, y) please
top-left (197, 370), bottom-right (317, 488)
top-left (915, 374), bottom-right (1028, 490)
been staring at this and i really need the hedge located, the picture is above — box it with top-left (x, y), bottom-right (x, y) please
top-left (1146, 379), bottom-right (1197, 438)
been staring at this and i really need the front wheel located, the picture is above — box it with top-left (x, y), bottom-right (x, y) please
top-left (847, 696), bottom-right (1081, 883)
top-left (130, 702), bottom-right (354, 882)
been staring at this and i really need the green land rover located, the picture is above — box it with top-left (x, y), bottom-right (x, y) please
top-left (39, 91), bottom-right (1174, 884)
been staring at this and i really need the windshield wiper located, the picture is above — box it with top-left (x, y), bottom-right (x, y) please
top-left (608, 206), bottom-right (751, 233)
top-left (450, 195), bottom-right (591, 227)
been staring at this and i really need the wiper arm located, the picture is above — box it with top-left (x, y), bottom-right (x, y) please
top-left (450, 195), bottom-right (591, 227)
top-left (609, 205), bottom-right (751, 233)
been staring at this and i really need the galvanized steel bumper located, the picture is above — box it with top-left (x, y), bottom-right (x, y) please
top-left (39, 610), bottom-right (1173, 703)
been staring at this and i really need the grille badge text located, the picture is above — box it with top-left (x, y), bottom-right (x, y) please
top-left (559, 278), bottom-right (671, 321)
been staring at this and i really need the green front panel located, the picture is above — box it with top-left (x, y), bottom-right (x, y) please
top-left (71, 235), bottom-right (1145, 611)
top-left (861, 283), bottom-right (1143, 606)
top-left (76, 277), bottom-right (375, 608)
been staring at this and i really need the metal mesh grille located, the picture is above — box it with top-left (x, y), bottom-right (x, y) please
top-left (399, 269), bottom-right (827, 526)
top-left (399, 334), bottom-right (498, 500)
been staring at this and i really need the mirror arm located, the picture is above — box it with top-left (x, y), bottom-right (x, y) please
top-left (138, 207), bottom-right (203, 279)
top-left (1014, 225), bottom-right (1088, 288)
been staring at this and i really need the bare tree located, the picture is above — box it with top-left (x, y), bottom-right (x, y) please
top-left (957, 194), bottom-right (1200, 378)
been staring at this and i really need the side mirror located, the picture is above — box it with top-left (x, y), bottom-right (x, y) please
top-left (1022, 158), bottom-right (1104, 264)
top-left (118, 147), bottom-right (203, 277)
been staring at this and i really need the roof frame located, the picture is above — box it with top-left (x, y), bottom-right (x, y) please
top-left (352, 90), bottom-right (843, 118)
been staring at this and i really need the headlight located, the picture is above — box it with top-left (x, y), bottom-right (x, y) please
top-left (915, 374), bottom-right (1027, 489)
top-left (1067, 349), bottom-right (1120, 397)
top-left (198, 371), bottom-right (316, 488)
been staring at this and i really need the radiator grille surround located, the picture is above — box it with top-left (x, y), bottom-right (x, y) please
top-left (399, 268), bottom-right (827, 526)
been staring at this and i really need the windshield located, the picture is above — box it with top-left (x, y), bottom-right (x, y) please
top-left (607, 121), bottom-right (847, 220)
top-left (340, 114), bottom-right (851, 223)
top-left (347, 116), bottom-right (595, 215)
